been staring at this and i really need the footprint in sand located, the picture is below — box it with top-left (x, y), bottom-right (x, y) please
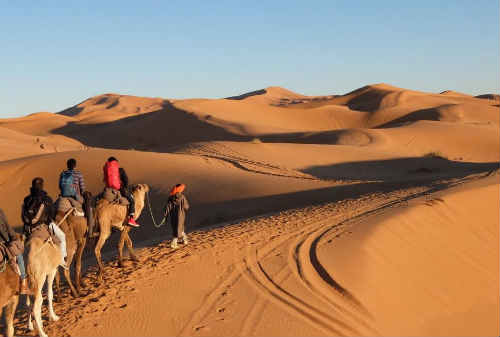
top-left (194, 324), bottom-right (208, 331)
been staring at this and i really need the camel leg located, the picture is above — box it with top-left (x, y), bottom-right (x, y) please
top-left (63, 266), bottom-right (79, 298)
top-left (94, 229), bottom-right (110, 284)
top-left (4, 295), bottom-right (19, 337)
top-left (55, 269), bottom-right (62, 302)
top-left (117, 229), bottom-right (127, 267)
top-left (75, 237), bottom-right (87, 291)
top-left (124, 228), bottom-right (139, 262)
top-left (63, 248), bottom-right (79, 298)
top-left (33, 276), bottom-right (48, 337)
top-left (47, 269), bottom-right (60, 321)
top-left (26, 294), bottom-right (34, 331)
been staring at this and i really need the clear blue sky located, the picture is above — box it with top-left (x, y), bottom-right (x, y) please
top-left (1, 1), bottom-right (498, 117)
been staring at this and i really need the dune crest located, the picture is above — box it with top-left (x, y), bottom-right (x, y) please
top-left (476, 93), bottom-right (500, 101)
top-left (58, 94), bottom-right (166, 120)
top-left (439, 89), bottom-right (473, 97)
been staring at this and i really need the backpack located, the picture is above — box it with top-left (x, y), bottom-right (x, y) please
top-left (22, 195), bottom-right (43, 227)
top-left (60, 170), bottom-right (76, 198)
top-left (104, 161), bottom-right (121, 190)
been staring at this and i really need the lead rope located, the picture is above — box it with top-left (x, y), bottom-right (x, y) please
top-left (146, 191), bottom-right (166, 228)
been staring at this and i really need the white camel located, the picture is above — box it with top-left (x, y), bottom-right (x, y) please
top-left (25, 231), bottom-right (63, 337)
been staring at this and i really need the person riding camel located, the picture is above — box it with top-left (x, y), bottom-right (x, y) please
top-left (21, 177), bottom-right (67, 268)
top-left (103, 157), bottom-right (140, 227)
top-left (59, 158), bottom-right (86, 204)
top-left (0, 208), bottom-right (31, 294)
top-left (59, 158), bottom-right (96, 237)
top-left (164, 184), bottom-right (190, 249)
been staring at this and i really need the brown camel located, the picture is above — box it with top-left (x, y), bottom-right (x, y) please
top-left (25, 232), bottom-right (63, 337)
top-left (94, 184), bottom-right (149, 283)
top-left (0, 259), bottom-right (20, 337)
top-left (54, 210), bottom-right (88, 299)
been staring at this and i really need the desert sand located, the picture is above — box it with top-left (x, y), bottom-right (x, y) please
top-left (0, 84), bottom-right (498, 336)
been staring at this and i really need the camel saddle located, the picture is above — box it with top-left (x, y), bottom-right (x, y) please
top-left (55, 196), bottom-right (84, 216)
top-left (0, 241), bottom-right (16, 273)
top-left (29, 224), bottom-right (61, 246)
top-left (0, 242), bottom-right (12, 262)
top-left (101, 187), bottom-right (129, 206)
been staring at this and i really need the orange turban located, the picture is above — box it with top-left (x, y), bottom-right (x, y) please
top-left (170, 183), bottom-right (186, 196)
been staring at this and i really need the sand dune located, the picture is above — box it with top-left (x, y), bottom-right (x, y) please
top-left (0, 148), bottom-right (339, 234)
top-left (476, 94), bottom-right (500, 102)
top-left (0, 126), bottom-right (84, 161)
top-left (24, 171), bottom-right (498, 337)
top-left (226, 86), bottom-right (307, 105)
top-left (2, 83), bottom-right (496, 155)
top-left (0, 112), bottom-right (76, 136)
top-left (439, 89), bottom-right (473, 97)
top-left (0, 83), bottom-right (498, 337)
top-left (319, 173), bottom-right (499, 336)
top-left (58, 94), bottom-right (165, 119)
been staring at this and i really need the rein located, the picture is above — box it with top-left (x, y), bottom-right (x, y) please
top-left (146, 191), bottom-right (166, 228)
top-left (30, 236), bottom-right (53, 259)
top-left (56, 207), bottom-right (76, 227)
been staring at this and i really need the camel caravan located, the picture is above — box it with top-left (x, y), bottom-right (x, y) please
top-left (0, 157), bottom-right (189, 337)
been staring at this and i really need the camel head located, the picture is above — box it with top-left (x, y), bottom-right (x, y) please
top-left (130, 184), bottom-right (150, 218)
top-left (131, 184), bottom-right (150, 198)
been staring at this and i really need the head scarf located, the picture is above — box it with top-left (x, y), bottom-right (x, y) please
top-left (30, 177), bottom-right (45, 196)
top-left (170, 183), bottom-right (186, 196)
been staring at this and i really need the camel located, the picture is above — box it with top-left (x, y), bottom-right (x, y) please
top-left (54, 210), bottom-right (88, 299)
top-left (94, 184), bottom-right (149, 283)
top-left (0, 259), bottom-right (20, 337)
top-left (25, 232), bottom-right (63, 337)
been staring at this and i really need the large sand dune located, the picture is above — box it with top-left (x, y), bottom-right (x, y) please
top-left (0, 83), bottom-right (498, 336)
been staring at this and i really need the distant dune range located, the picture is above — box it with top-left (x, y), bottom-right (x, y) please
top-left (0, 84), bottom-right (498, 336)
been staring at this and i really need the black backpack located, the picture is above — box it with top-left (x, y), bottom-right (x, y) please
top-left (22, 195), bottom-right (44, 228)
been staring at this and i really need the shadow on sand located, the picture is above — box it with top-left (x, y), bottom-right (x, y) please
top-left (52, 101), bottom-right (251, 152)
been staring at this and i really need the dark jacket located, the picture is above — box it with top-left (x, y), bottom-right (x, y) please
top-left (22, 188), bottom-right (55, 232)
top-left (0, 208), bottom-right (17, 244)
top-left (119, 168), bottom-right (129, 190)
top-left (164, 193), bottom-right (189, 237)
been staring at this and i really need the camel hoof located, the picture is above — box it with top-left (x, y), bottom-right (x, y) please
top-left (50, 314), bottom-right (60, 322)
top-left (28, 322), bottom-right (34, 331)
